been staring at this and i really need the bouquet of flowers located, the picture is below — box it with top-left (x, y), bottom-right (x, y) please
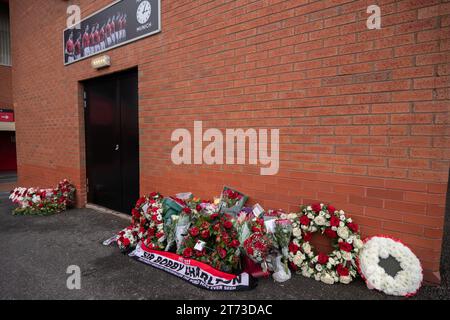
top-left (117, 192), bottom-right (166, 252)
top-left (273, 219), bottom-right (293, 281)
top-left (179, 213), bottom-right (241, 273)
top-left (9, 179), bottom-right (76, 216)
top-left (243, 232), bottom-right (272, 272)
top-left (218, 187), bottom-right (248, 215)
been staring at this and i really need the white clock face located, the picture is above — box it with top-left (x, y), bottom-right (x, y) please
top-left (137, 1), bottom-right (152, 24)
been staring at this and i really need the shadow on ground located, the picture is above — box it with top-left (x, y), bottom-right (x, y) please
top-left (0, 192), bottom-right (448, 300)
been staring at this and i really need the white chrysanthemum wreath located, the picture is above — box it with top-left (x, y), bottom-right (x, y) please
top-left (358, 235), bottom-right (423, 297)
top-left (287, 203), bottom-right (363, 285)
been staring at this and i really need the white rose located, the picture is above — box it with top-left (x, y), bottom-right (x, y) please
top-left (331, 226), bottom-right (337, 231)
top-left (302, 268), bottom-right (311, 278)
top-left (339, 210), bottom-right (345, 215)
top-left (293, 254), bottom-right (303, 266)
top-left (303, 243), bottom-right (311, 254)
top-left (346, 237), bottom-right (353, 244)
top-left (340, 276), bottom-right (352, 284)
top-left (307, 206), bottom-right (312, 211)
top-left (293, 227), bottom-right (302, 237)
top-left (315, 264), bottom-right (323, 272)
top-left (314, 215), bottom-right (326, 226)
top-left (343, 252), bottom-right (352, 261)
top-left (347, 218), bottom-right (352, 223)
top-left (321, 273), bottom-right (335, 285)
top-left (280, 213), bottom-right (287, 219)
top-left (337, 226), bottom-right (349, 239)
top-left (329, 257), bottom-right (336, 265)
top-left (339, 221), bottom-right (345, 227)
top-left (288, 213), bottom-right (297, 220)
top-left (319, 211), bottom-right (325, 217)
top-left (325, 214), bottom-right (330, 219)
top-left (354, 239), bottom-right (364, 249)
top-left (307, 213), bottom-right (314, 219)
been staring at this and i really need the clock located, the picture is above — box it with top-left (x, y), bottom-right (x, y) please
top-left (137, 1), bottom-right (152, 24)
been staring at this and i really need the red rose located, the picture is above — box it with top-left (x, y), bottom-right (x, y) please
top-left (201, 221), bottom-right (210, 230)
top-left (247, 247), bottom-right (254, 255)
top-left (183, 207), bottom-right (191, 214)
top-left (210, 213), bottom-right (219, 220)
top-left (183, 248), bottom-right (193, 258)
top-left (289, 242), bottom-right (299, 253)
top-left (213, 224), bottom-right (221, 232)
top-left (324, 228), bottom-right (337, 238)
top-left (189, 227), bottom-right (200, 237)
top-left (289, 262), bottom-right (298, 271)
top-left (312, 203), bottom-right (321, 213)
top-left (330, 215), bottom-right (340, 227)
top-left (318, 253), bottom-right (329, 265)
top-left (300, 215), bottom-right (310, 226)
top-left (223, 220), bottom-right (233, 229)
top-left (327, 205), bottom-right (336, 214)
top-left (339, 242), bottom-right (353, 252)
top-left (149, 192), bottom-right (158, 198)
top-left (122, 238), bottom-right (130, 246)
top-left (337, 264), bottom-right (349, 277)
top-left (131, 208), bottom-right (139, 217)
top-left (196, 204), bottom-right (202, 211)
top-left (218, 248), bottom-right (227, 259)
top-left (347, 222), bottom-right (359, 233)
top-left (252, 226), bottom-right (262, 233)
top-left (148, 228), bottom-right (155, 237)
top-left (303, 232), bottom-right (313, 242)
top-left (230, 239), bottom-right (240, 248)
top-left (200, 229), bottom-right (210, 239)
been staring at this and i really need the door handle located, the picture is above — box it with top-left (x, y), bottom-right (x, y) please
top-left (115, 144), bottom-right (120, 151)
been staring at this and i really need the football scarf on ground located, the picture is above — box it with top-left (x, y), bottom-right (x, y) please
top-left (129, 242), bottom-right (256, 291)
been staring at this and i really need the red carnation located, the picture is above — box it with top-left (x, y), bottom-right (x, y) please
top-left (223, 220), bottom-right (233, 229)
top-left (327, 205), bottom-right (336, 214)
top-left (303, 232), bottom-right (313, 242)
top-left (289, 242), bottom-right (299, 253)
top-left (300, 215), bottom-right (310, 226)
top-left (330, 215), bottom-right (340, 227)
top-left (347, 222), bottom-right (359, 233)
top-left (339, 242), bottom-right (353, 252)
top-left (183, 248), bottom-right (193, 258)
top-left (189, 227), bottom-right (200, 237)
top-left (318, 253), bottom-right (329, 265)
top-left (200, 229), bottom-right (210, 239)
top-left (337, 264), bottom-right (349, 277)
top-left (324, 228), bottom-right (337, 238)
top-left (312, 203), bottom-right (321, 213)
top-left (230, 239), bottom-right (240, 248)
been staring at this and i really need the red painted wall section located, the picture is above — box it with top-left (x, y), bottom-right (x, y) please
top-left (9, 0), bottom-right (450, 284)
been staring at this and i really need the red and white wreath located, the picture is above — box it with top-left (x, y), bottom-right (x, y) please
top-left (288, 203), bottom-right (363, 285)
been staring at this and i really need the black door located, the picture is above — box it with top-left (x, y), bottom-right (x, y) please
top-left (84, 69), bottom-right (139, 214)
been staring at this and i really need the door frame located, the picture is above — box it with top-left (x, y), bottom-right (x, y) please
top-left (81, 67), bottom-right (140, 213)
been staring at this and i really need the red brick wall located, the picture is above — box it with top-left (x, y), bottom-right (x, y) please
top-left (10, 0), bottom-right (449, 283)
top-left (0, 65), bottom-right (12, 108)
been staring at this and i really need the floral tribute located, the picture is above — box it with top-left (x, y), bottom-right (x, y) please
top-left (358, 235), bottom-right (423, 297)
top-left (179, 213), bottom-right (242, 273)
top-left (218, 187), bottom-right (248, 215)
top-left (117, 192), bottom-right (165, 253)
top-left (9, 179), bottom-right (76, 216)
top-left (287, 203), bottom-right (363, 285)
